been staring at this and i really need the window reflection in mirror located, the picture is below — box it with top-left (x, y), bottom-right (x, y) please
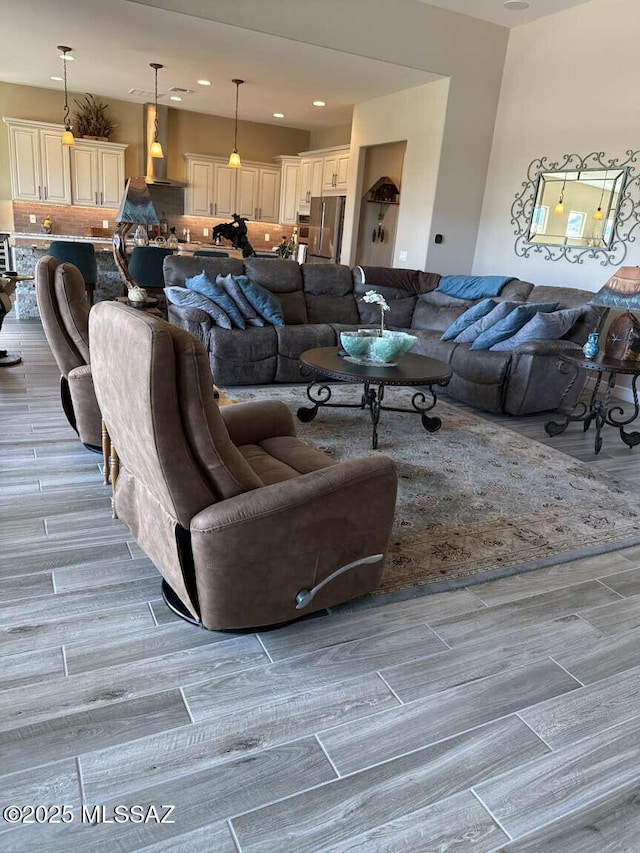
top-left (528, 169), bottom-right (626, 248)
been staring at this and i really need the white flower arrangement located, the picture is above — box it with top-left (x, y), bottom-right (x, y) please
top-left (361, 289), bottom-right (390, 335)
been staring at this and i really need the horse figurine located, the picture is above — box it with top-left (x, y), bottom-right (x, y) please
top-left (212, 214), bottom-right (256, 258)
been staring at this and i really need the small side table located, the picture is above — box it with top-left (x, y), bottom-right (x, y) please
top-left (545, 352), bottom-right (640, 455)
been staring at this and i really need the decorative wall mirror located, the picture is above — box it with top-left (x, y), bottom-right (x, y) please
top-left (512, 150), bottom-right (640, 265)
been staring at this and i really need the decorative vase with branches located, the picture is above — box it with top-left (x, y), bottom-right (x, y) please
top-left (73, 94), bottom-right (116, 141)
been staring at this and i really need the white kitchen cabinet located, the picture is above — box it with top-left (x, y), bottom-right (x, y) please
top-left (5, 119), bottom-right (72, 205)
top-left (298, 156), bottom-right (323, 211)
top-left (276, 157), bottom-right (300, 225)
top-left (185, 155), bottom-right (280, 221)
top-left (71, 140), bottom-right (126, 208)
top-left (321, 147), bottom-right (350, 193)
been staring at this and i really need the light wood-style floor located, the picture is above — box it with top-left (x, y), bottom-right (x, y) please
top-left (3, 316), bottom-right (640, 852)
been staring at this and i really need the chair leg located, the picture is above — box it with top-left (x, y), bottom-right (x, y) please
top-left (102, 420), bottom-right (111, 485)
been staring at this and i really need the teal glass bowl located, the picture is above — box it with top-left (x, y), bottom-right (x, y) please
top-left (340, 330), bottom-right (417, 365)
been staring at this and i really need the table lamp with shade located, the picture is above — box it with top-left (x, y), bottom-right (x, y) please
top-left (590, 266), bottom-right (640, 361)
top-left (112, 177), bottom-right (160, 294)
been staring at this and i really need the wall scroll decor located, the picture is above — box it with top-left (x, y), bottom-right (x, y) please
top-left (511, 150), bottom-right (640, 266)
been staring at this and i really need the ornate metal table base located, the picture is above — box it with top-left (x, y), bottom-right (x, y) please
top-left (545, 355), bottom-right (640, 455)
top-left (298, 375), bottom-right (448, 449)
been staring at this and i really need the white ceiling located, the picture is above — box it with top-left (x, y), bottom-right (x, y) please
top-left (1, 0), bottom-right (597, 129)
top-left (418, 0), bottom-right (593, 27)
top-left (1, 0), bottom-right (438, 131)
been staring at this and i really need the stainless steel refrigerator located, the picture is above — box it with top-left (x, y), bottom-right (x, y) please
top-left (307, 196), bottom-right (346, 263)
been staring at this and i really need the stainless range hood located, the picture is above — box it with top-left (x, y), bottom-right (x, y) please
top-left (141, 103), bottom-right (187, 187)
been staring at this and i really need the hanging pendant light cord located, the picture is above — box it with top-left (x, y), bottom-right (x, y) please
top-left (154, 65), bottom-right (160, 143)
top-left (233, 79), bottom-right (240, 151)
top-left (58, 46), bottom-right (72, 129)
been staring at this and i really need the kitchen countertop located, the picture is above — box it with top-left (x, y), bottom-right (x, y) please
top-left (11, 233), bottom-right (113, 250)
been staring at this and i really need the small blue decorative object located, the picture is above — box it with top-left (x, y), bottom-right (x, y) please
top-left (582, 332), bottom-right (600, 359)
top-left (340, 330), bottom-right (417, 365)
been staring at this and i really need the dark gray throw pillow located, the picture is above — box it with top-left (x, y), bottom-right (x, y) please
top-left (164, 286), bottom-right (233, 329)
top-left (490, 307), bottom-right (584, 351)
top-left (216, 274), bottom-right (265, 327)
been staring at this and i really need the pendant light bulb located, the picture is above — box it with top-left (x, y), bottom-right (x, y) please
top-left (229, 79), bottom-right (244, 168)
top-left (150, 62), bottom-right (164, 159)
top-left (57, 45), bottom-right (75, 146)
top-left (554, 174), bottom-right (567, 215)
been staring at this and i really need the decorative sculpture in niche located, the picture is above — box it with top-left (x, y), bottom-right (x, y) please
top-left (212, 214), bottom-right (256, 258)
top-left (511, 150), bottom-right (640, 266)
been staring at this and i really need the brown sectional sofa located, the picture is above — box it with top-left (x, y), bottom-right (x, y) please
top-left (164, 256), bottom-right (606, 416)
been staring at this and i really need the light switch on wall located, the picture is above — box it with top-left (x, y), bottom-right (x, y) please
top-left (398, 250), bottom-right (408, 262)
top-left (102, 220), bottom-right (109, 229)
top-left (29, 214), bottom-right (36, 224)
top-left (203, 227), bottom-right (209, 237)
top-left (264, 234), bottom-right (270, 241)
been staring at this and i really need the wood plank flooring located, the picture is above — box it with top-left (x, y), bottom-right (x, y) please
top-left (3, 315), bottom-right (640, 851)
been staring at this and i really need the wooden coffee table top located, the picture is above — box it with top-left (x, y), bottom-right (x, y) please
top-left (300, 347), bottom-right (452, 387)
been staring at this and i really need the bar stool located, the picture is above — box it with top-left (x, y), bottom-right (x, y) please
top-left (128, 246), bottom-right (174, 296)
top-left (48, 241), bottom-right (98, 304)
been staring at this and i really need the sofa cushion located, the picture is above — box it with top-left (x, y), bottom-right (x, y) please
top-left (490, 307), bottom-right (585, 351)
top-left (451, 344), bottom-right (512, 385)
top-left (207, 326), bottom-right (278, 385)
top-left (470, 302), bottom-right (559, 350)
top-left (441, 298), bottom-right (497, 341)
top-left (353, 282), bottom-right (417, 328)
top-left (274, 324), bottom-right (336, 382)
top-left (301, 263), bottom-right (353, 296)
top-left (454, 302), bottom-right (517, 344)
top-left (163, 255), bottom-right (244, 289)
top-left (402, 328), bottom-right (459, 364)
top-left (216, 274), bottom-right (265, 327)
top-left (500, 279), bottom-right (534, 302)
top-left (244, 258), bottom-right (302, 293)
top-left (412, 291), bottom-right (474, 333)
top-left (279, 290), bottom-right (309, 325)
top-left (238, 435), bottom-right (337, 486)
top-left (306, 295), bottom-right (359, 325)
top-left (185, 272), bottom-right (246, 329)
top-left (164, 286), bottom-right (233, 329)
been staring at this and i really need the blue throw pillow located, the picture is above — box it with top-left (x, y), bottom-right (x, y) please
top-left (185, 271), bottom-right (246, 329)
top-left (454, 301), bottom-right (517, 344)
top-left (490, 307), bottom-right (584, 351)
top-left (164, 286), bottom-right (233, 329)
top-left (440, 298), bottom-right (497, 341)
top-left (236, 277), bottom-right (284, 326)
top-left (436, 275), bottom-right (515, 299)
top-left (471, 302), bottom-right (559, 350)
top-left (216, 274), bottom-right (265, 327)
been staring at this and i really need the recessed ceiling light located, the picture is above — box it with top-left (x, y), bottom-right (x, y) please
top-left (50, 75), bottom-right (63, 81)
top-left (273, 112), bottom-right (285, 118)
top-left (170, 95), bottom-right (182, 101)
top-left (503, 0), bottom-right (530, 10)
top-left (197, 79), bottom-right (211, 86)
top-left (59, 53), bottom-right (75, 60)
top-left (312, 100), bottom-right (326, 107)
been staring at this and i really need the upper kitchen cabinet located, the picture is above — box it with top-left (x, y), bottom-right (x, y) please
top-left (71, 140), bottom-right (127, 208)
top-left (276, 156), bottom-right (300, 225)
top-left (298, 156), bottom-right (324, 212)
top-left (322, 148), bottom-right (350, 193)
top-left (185, 154), bottom-right (280, 223)
top-left (5, 118), bottom-right (72, 205)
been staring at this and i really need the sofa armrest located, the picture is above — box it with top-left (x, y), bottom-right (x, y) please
top-left (221, 400), bottom-right (296, 444)
top-left (190, 455), bottom-right (398, 629)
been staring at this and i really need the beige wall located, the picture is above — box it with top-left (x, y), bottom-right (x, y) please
top-left (344, 80), bottom-right (449, 270)
top-left (355, 141), bottom-right (406, 267)
top-left (309, 124), bottom-right (352, 150)
top-left (473, 0), bottom-right (640, 290)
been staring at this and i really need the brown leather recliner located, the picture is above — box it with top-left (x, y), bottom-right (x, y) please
top-left (89, 301), bottom-right (398, 630)
top-left (35, 256), bottom-right (102, 450)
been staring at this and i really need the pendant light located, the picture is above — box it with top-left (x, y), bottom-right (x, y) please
top-left (228, 79), bottom-right (244, 168)
top-left (554, 174), bottom-right (567, 215)
top-left (149, 63), bottom-right (164, 159)
top-left (593, 171), bottom-right (607, 220)
top-left (58, 46), bottom-right (75, 146)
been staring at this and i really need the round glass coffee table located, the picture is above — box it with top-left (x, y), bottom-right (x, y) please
top-left (298, 347), bottom-right (452, 449)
